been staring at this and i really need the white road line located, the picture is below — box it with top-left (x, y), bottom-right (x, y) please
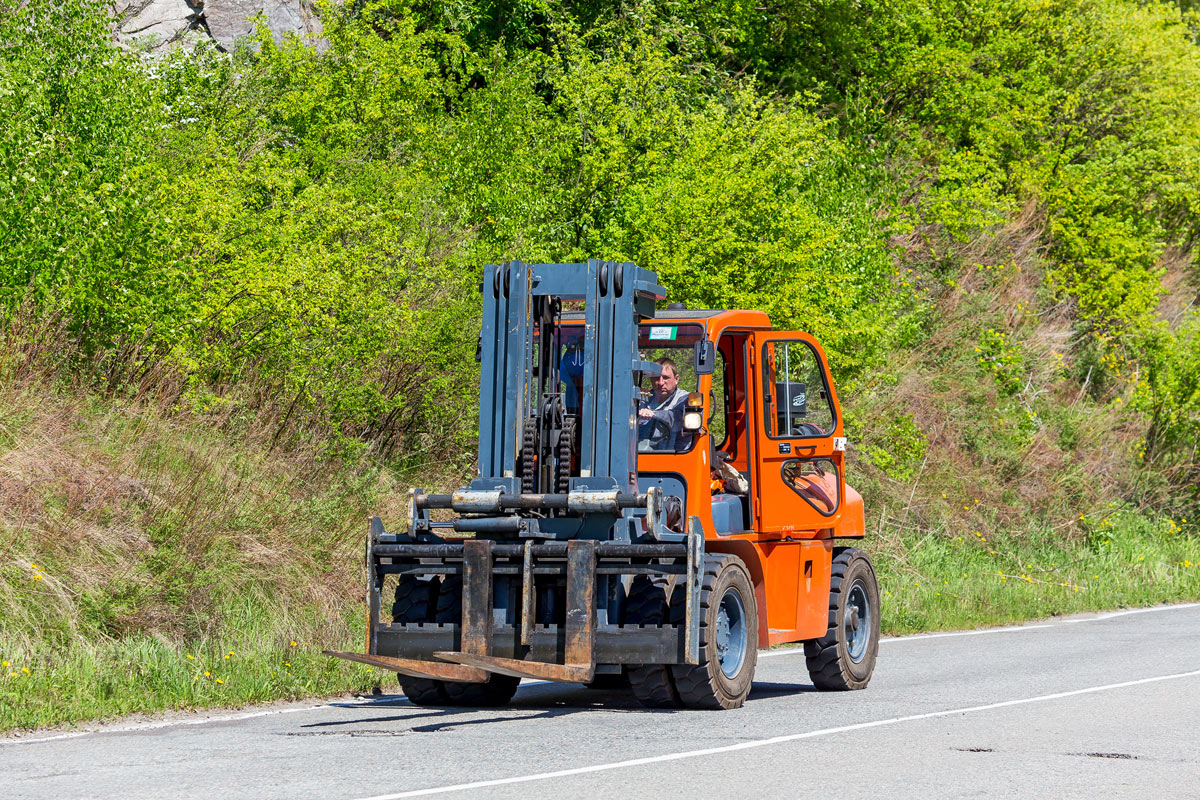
top-left (1061, 602), bottom-right (1200, 622)
top-left (354, 668), bottom-right (1200, 800)
top-left (0, 696), bottom-right (402, 746)
top-left (4, 602), bottom-right (1196, 744)
top-left (757, 601), bottom-right (1200, 659)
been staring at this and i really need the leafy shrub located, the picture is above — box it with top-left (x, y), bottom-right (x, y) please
top-left (976, 328), bottom-right (1025, 396)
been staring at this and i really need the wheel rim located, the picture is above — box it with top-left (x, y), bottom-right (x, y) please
top-left (845, 579), bottom-right (871, 664)
top-left (715, 587), bottom-right (748, 678)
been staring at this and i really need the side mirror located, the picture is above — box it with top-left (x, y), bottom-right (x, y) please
top-left (693, 340), bottom-right (716, 375)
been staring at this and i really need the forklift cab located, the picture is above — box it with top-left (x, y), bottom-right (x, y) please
top-left (631, 310), bottom-right (856, 542)
top-left (557, 321), bottom-right (707, 454)
top-left (553, 308), bottom-right (854, 541)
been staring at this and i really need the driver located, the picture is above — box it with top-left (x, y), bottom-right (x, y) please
top-left (638, 357), bottom-right (688, 450)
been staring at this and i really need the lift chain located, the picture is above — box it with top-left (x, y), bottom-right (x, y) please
top-left (520, 415), bottom-right (538, 494)
top-left (556, 416), bottom-right (576, 495)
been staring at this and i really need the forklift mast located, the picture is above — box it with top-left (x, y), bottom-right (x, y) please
top-left (476, 259), bottom-right (660, 501)
top-left (327, 261), bottom-right (706, 688)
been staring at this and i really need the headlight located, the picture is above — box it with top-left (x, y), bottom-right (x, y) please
top-left (683, 411), bottom-right (703, 431)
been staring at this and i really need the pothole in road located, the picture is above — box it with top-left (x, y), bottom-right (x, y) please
top-left (1071, 752), bottom-right (1139, 760)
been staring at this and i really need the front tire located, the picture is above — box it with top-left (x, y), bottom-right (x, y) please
top-left (434, 575), bottom-right (520, 707)
top-left (805, 547), bottom-right (880, 690)
top-left (671, 555), bottom-right (758, 710)
top-left (391, 576), bottom-right (447, 705)
top-left (626, 576), bottom-right (683, 708)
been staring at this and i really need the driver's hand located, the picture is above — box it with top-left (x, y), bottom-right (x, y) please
top-left (638, 408), bottom-right (654, 420)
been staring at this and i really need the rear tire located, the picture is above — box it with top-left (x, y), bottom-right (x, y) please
top-left (625, 576), bottom-right (683, 708)
top-left (804, 547), bottom-right (880, 691)
top-left (671, 555), bottom-right (758, 710)
top-left (391, 576), bottom-right (448, 705)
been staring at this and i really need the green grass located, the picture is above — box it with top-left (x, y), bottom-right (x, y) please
top-left (0, 604), bottom-right (378, 731)
top-left (0, 380), bottom-right (410, 732)
top-left (875, 509), bottom-right (1200, 634)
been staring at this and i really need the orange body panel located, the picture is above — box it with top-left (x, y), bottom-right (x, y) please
top-left (836, 485), bottom-right (866, 539)
top-left (638, 310), bottom-right (864, 649)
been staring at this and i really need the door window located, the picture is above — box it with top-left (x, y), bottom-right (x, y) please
top-left (762, 341), bottom-right (835, 439)
top-left (781, 457), bottom-right (841, 517)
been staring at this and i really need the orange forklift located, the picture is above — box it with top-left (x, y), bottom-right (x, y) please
top-left (328, 260), bottom-right (880, 710)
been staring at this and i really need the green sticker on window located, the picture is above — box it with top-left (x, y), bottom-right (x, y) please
top-left (648, 326), bottom-right (677, 341)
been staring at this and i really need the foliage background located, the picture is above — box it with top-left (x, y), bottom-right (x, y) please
top-left (1, 0), bottom-right (1198, 728)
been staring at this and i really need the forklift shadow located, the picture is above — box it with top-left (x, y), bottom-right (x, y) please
top-left (312, 679), bottom-right (817, 733)
top-left (299, 705), bottom-right (598, 733)
top-left (747, 681), bottom-right (818, 700)
top-left (303, 684), bottom-right (649, 733)
top-left (508, 678), bottom-right (820, 708)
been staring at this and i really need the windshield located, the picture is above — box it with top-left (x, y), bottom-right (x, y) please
top-left (553, 322), bottom-right (705, 454)
top-left (635, 324), bottom-right (704, 453)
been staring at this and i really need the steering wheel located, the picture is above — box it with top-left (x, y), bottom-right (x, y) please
top-left (638, 415), bottom-right (674, 451)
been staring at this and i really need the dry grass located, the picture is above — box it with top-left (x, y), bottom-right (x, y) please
top-left (0, 303), bottom-right (479, 655)
top-left (851, 199), bottom-right (1146, 543)
top-left (0, 308), bottom-right (495, 730)
top-left (846, 207), bottom-right (1200, 633)
top-left (1, 310), bottom-right (366, 643)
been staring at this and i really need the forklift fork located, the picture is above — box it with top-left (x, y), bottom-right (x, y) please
top-left (434, 539), bottom-right (597, 683)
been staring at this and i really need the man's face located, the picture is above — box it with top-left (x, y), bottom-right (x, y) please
top-left (653, 364), bottom-right (678, 400)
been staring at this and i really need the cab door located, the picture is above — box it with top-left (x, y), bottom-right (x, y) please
top-left (749, 332), bottom-right (845, 535)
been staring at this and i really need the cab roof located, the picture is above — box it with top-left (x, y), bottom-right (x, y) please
top-left (560, 308), bottom-right (772, 329)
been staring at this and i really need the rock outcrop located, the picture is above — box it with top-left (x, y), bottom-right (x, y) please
top-left (114, 0), bottom-right (323, 52)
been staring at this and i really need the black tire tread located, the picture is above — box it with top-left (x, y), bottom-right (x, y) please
top-left (431, 574), bottom-right (520, 707)
top-left (391, 577), bottom-right (448, 705)
top-left (671, 555), bottom-right (757, 710)
top-left (625, 576), bottom-right (682, 709)
top-left (441, 673), bottom-right (521, 706)
top-left (804, 547), bottom-right (880, 691)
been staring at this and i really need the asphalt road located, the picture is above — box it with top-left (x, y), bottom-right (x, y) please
top-left (4, 603), bottom-right (1199, 799)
